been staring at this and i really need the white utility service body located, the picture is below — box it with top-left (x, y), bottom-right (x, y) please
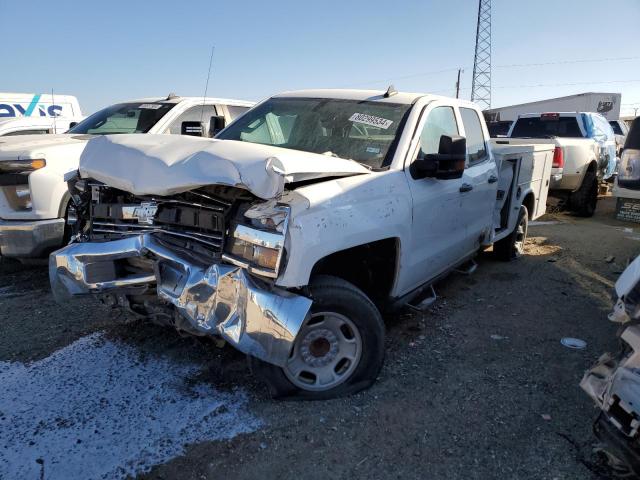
top-left (0, 95), bottom-right (254, 258)
top-left (50, 89), bottom-right (553, 399)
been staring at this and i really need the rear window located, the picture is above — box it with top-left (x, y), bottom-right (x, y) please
top-left (609, 121), bottom-right (624, 135)
top-left (487, 121), bottom-right (512, 138)
top-left (510, 116), bottom-right (584, 138)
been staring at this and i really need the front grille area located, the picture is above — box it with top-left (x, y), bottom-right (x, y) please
top-left (88, 185), bottom-right (233, 255)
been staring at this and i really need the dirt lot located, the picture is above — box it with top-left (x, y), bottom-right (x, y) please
top-left (1, 196), bottom-right (638, 479)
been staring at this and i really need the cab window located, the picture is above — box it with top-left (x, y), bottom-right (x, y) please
top-left (417, 106), bottom-right (458, 157)
top-left (166, 105), bottom-right (219, 135)
top-left (3, 129), bottom-right (50, 136)
top-left (460, 108), bottom-right (487, 165)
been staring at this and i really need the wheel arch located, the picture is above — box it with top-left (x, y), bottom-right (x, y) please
top-left (308, 237), bottom-right (400, 305)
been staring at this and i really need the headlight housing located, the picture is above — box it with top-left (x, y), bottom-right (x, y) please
top-left (223, 202), bottom-right (289, 278)
top-left (0, 159), bottom-right (44, 211)
top-left (0, 158), bottom-right (46, 174)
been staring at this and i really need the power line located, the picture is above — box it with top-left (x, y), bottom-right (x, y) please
top-left (340, 55), bottom-right (640, 89)
top-left (494, 55), bottom-right (640, 68)
top-left (457, 78), bottom-right (640, 91)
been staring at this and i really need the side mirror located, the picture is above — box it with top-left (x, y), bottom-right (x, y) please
top-left (181, 121), bottom-right (205, 137)
top-left (412, 135), bottom-right (466, 180)
top-left (209, 115), bottom-right (226, 137)
top-left (68, 122), bottom-right (78, 129)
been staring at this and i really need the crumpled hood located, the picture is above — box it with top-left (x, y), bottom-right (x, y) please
top-left (0, 134), bottom-right (92, 160)
top-left (79, 134), bottom-right (371, 199)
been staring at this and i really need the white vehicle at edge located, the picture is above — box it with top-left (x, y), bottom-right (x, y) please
top-left (0, 94), bottom-right (254, 258)
top-left (50, 88), bottom-right (554, 399)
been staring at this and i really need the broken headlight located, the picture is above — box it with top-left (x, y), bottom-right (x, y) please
top-left (223, 202), bottom-right (289, 278)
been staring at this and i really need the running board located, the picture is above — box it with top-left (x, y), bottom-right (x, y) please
top-left (454, 258), bottom-right (477, 275)
top-left (406, 285), bottom-right (437, 312)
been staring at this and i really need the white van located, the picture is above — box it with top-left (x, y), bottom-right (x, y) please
top-left (0, 93), bottom-right (83, 137)
top-left (0, 93), bottom-right (82, 119)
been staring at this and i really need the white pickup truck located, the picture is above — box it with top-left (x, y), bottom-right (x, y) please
top-left (500, 112), bottom-right (617, 217)
top-left (0, 95), bottom-right (253, 259)
top-left (0, 117), bottom-right (83, 137)
top-left (50, 88), bottom-right (554, 399)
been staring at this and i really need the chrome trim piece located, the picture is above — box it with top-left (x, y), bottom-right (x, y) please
top-left (49, 234), bottom-right (311, 367)
top-left (121, 202), bottom-right (158, 225)
top-left (0, 218), bottom-right (65, 257)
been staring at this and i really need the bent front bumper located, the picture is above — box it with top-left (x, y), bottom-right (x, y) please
top-left (0, 218), bottom-right (65, 257)
top-left (49, 234), bottom-right (312, 367)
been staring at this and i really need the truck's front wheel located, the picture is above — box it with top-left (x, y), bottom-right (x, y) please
top-left (249, 275), bottom-right (385, 400)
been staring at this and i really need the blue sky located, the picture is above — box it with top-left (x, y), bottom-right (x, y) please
top-left (1, 0), bottom-right (639, 115)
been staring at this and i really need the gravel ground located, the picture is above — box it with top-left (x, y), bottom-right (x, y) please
top-left (0, 196), bottom-right (637, 479)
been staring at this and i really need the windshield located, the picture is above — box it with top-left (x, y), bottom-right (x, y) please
top-left (510, 116), bottom-right (585, 138)
top-left (216, 97), bottom-right (412, 169)
top-left (68, 102), bottom-right (176, 134)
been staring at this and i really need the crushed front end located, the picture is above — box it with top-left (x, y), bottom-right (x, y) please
top-left (49, 177), bottom-right (311, 367)
top-left (581, 260), bottom-right (640, 476)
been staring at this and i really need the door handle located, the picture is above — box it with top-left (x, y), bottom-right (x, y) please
top-left (488, 175), bottom-right (498, 184)
top-left (459, 183), bottom-right (473, 193)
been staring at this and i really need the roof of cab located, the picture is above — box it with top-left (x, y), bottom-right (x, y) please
top-left (121, 96), bottom-right (255, 107)
top-left (271, 88), bottom-right (478, 107)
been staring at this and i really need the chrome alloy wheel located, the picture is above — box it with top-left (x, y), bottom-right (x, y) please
top-left (284, 312), bottom-right (362, 391)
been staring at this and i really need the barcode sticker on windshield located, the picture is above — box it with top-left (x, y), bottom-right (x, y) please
top-left (138, 104), bottom-right (163, 110)
top-left (349, 113), bottom-right (394, 130)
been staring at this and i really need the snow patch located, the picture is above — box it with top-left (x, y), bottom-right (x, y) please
top-left (0, 333), bottom-right (261, 479)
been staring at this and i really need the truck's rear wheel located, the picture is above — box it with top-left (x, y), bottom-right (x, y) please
top-left (494, 205), bottom-right (528, 261)
top-left (249, 275), bottom-right (385, 400)
top-left (570, 170), bottom-right (598, 217)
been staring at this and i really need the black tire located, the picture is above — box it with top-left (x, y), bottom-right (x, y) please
top-left (570, 170), bottom-right (598, 217)
top-left (494, 205), bottom-right (528, 261)
top-left (249, 275), bottom-right (385, 400)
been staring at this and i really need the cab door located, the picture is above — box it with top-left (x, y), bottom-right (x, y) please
top-left (401, 103), bottom-right (468, 293)
top-left (457, 107), bottom-right (499, 256)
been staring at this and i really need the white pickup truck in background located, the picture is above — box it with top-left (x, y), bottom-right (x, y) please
top-left (0, 117), bottom-right (83, 137)
top-left (610, 119), bottom-right (630, 156)
top-left (0, 95), bottom-right (254, 259)
top-left (50, 88), bottom-right (554, 399)
top-left (498, 112), bottom-right (617, 217)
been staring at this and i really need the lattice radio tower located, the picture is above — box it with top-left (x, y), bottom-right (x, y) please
top-left (471, 0), bottom-right (491, 109)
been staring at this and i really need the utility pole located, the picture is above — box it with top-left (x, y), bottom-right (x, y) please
top-left (455, 69), bottom-right (462, 98)
top-left (471, 0), bottom-right (492, 109)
